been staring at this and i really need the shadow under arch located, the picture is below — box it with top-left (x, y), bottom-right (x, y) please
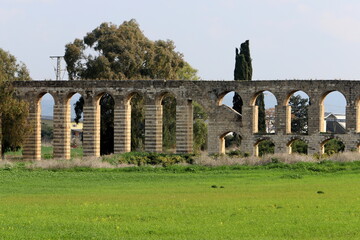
top-left (96, 92), bottom-right (115, 155)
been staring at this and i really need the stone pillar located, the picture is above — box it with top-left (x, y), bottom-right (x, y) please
top-left (23, 100), bottom-right (41, 161)
top-left (286, 105), bottom-right (292, 134)
top-left (207, 121), bottom-right (221, 154)
top-left (176, 100), bottom-right (193, 153)
top-left (307, 139), bottom-right (321, 155)
top-left (275, 105), bottom-right (286, 134)
top-left (53, 98), bottom-right (71, 159)
top-left (357, 102), bottom-right (360, 132)
top-left (307, 99), bottom-right (321, 134)
top-left (274, 141), bottom-right (287, 154)
top-left (252, 105), bottom-right (258, 133)
top-left (346, 104), bottom-right (356, 132)
top-left (145, 102), bottom-right (163, 152)
top-left (114, 100), bottom-right (131, 153)
top-left (83, 97), bottom-right (100, 157)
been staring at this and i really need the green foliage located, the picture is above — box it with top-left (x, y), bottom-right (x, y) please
top-left (41, 123), bottom-right (53, 142)
top-left (291, 139), bottom-right (308, 154)
top-left (233, 40), bottom-right (252, 115)
top-left (65, 19), bottom-right (200, 154)
top-left (289, 95), bottom-right (308, 133)
top-left (324, 138), bottom-right (345, 155)
top-left (130, 94), bottom-right (145, 151)
top-left (102, 152), bottom-right (195, 167)
top-left (234, 40), bottom-right (252, 81)
top-left (0, 48), bottom-right (31, 156)
top-left (224, 132), bottom-right (241, 148)
top-left (256, 93), bottom-right (266, 133)
top-left (100, 94), bottom-right (114, 155)
top-left (258, 140), bottom-right (275, 156)
top-left (162, 95), bottom-right (176, 151)
top-left (233, 40), bottom-right (265, 133)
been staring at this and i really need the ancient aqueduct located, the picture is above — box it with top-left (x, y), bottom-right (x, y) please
top-left (12, 80), bottom-right (360, 161)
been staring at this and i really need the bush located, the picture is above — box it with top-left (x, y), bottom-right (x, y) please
top-left (102, 152), bottom-right (195, 166)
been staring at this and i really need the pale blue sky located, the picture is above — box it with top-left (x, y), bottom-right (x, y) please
top-left (1, 0), bottom-right (356, 115)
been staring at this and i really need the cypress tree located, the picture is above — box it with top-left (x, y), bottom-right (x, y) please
top-left (233, 40), bottom-right (265, 132)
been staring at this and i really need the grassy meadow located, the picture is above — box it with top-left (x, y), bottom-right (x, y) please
top-left (1, 163), bottom-right (360, 239)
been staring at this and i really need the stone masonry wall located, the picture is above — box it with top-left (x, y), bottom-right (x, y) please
top-left (12, 80), bottom-right (360, 160)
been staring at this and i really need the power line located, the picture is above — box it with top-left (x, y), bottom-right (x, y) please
top-left (50, 56), bottom-right (64, 80)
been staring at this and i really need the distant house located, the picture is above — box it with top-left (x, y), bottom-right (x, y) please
top-left (265, 108), bottom-right (276, 133)
top-left (324, 113), bottom-right (346, 134)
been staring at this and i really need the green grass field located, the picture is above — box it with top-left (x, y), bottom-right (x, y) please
top-left (1, 165), bottom-right (360, 239)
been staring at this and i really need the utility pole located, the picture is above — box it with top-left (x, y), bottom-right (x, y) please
top-left (50, 56), bottom-right (64, 80)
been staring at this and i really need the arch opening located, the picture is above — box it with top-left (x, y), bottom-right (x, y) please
top-left (218, 131), bottom-right (242, 155)
top-left (287, 139), bottom-right (308, 154)
top-left (128, 92), bottom-right (145, 151)
top-left (254, 139), bottom-right (275, 157)
top-left (162, 93), bottom-right (177, 153)
top-left (68, 93), bottom-right (83, 158)
top-left (40, 93), bottom-right (54, 159)
top-left (98, 93), bottom-right (115, 155)
top-left (321, 138), bottom-right (345, 155)
top-left (218, 91), bottom-right (243, 114)
top-left (321, 91), bottom-right (346, 133)
top-left (252, 91), bottom-right (277, 134)
top-left (286, 91), bottom-right (309, 134)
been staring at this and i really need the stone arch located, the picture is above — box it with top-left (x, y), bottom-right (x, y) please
top-left (320, 136), bottom-right (345, 155)
top-left (155, 90), bottom-right (178, 105)
top-left (254, 138), bottom-right (275, 157)
top-left (157, 91), bottom-right (177, 153)
top-left (284, 90), bottom-right (310, 134)
top-left (250, 90), bottom-right (278, 134)
top-left (319, 90), bottom-right (347, 133)
top-left (36, 91), bottom-right (55, 159)
top-left (65, 92), bottom-right (84, 157)
top-left (126, 91), bottom-right (145, 151)
top-left (125, 91), bottom-right (145, 104)
top-left (96, 92), bottom-right (115, 155)
top-left (286, 137), bottom-right (309, 154)
top-left (217, 90), bottom-right (243, 115)
top-left (218, 131), bottom-right (243, 154)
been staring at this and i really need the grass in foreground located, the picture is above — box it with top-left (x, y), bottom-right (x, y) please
top-left (1, 164), bottom-right (360, 239)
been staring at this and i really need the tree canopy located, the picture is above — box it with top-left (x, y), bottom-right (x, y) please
top-left (0, 48), bottom-right (31, 156)
top-left (65, 19), bottom-right (191, 81)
